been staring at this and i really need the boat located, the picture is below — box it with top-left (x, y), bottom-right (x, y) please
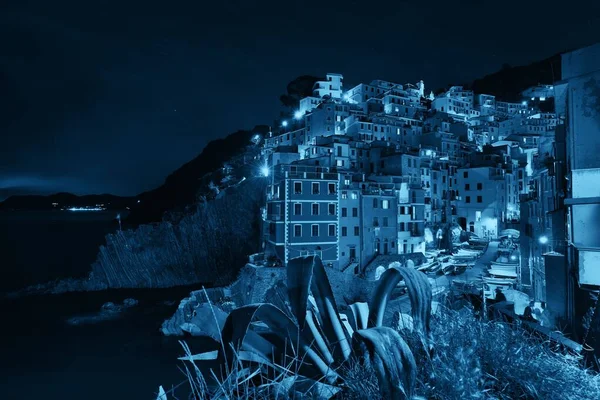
top-left (418, 260), bottom-right (440, 272)
top-left (488, 269), bottom-right (518, 278)
top-left (490, 261), bottom-right (518, 268)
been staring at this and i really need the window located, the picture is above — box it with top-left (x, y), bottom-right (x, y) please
top-left (294, 182), bottom-right (302, 194)
top-left (466, 196), bottom-right (471, 203)
top-left (352, 208), bottom-right (358, 217)
top-left (383, 217), bottom-right (389, 227)
top-left (373, 217), bottom-right (379, 226)
top-left (312, 203), bottom-right (319, 215)
top-left (294, 203), bottom-right (302, 215)
top-left (311, 224), bottom-right (319, 237)
top-left (327, 203), bottom-right (335, 215)
top-left (476, 211), bottom-right (482, 221)
top-left (382, 200), bottom-right (389, 209)
top-left (463, 171), bottom-right (468, 178)
top-left (351, 191), bottom-right (358, 199)
top-left (399, 222), bottom-right (405, 231)
top-left (354, 226), bottom-right (360, 236)
top-left (477, 183), bottom-right (482, 190)
top-left (373, 198), bottom-right (378, 208)
top-left (344, 178), bottom-right (351, 186)
top-left (312, 183), bottom-right (320, 194)
top-left (342, 207), bottom-right (347, 217)
top-left (342, 227), bottom-right (348, 236)
top-left (328, 224), bottom-right (336, 237)
top-left (328, 183), bottom-right (336, 195)
top-left (465, 184), bottom-right (470, 191)
top-left (477, 196), bottom-right (482, 203)
top-left (294, 225), bottom-right (302, 237)
top-left (341, 191), bottom-right (348, 199)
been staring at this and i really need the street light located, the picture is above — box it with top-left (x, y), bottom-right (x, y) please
top-left (261, 164), bottom-right (269, 177)
top-left (281, 120), bottom-right (288, 127)
top-left (539, 236), bottom-right (548, 245)
top-left (294, 110), bottom-right (303, 120)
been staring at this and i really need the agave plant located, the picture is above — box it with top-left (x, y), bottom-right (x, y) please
top-left (180, 255), bottom-right (433, 399)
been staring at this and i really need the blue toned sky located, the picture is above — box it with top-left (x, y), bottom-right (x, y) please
top-left (1, 0), bottom-right (599, 200)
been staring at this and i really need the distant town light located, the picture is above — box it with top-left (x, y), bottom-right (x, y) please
top-left (540, 97), bottom-right (546, 101)
top-left (522, 101), bottom-right (528, 106)
top-left (539, 236), bottom-right (549, 245)
top-left (531, 97), bottom-right (535, 101)
top-left (294, 110), bottom-right (303, 120)
top-left (282, 120), bottom-right (288, 127)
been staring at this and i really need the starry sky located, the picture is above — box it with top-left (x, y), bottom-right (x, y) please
top-left (1, 0), bottom-right (599, 200)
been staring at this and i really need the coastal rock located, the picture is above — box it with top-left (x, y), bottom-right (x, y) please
top-left (123, 298), bottom-right (139, 307)
top-left (161, 293), bottom-right (228, 338)
top-left (180, 304), bottom-right (228, 341)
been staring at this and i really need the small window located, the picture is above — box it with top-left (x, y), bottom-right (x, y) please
top-left (373, 198), bottom-right (378, 208)
top-left (342, 207), bottom-right (348, 217)
top-left (465, 184), bottom-right (470, 191)
top-left (294, 182), bottom-right (302, 194)
top-left (311, 224), bottom-right (319, 237)
top-left (352, 207), bottom-right (358, 217)
top-left (328, 183), bottom-right (336, 195)
top-left (463, 171), bottom-right (468, 178)
top-left (351, 191), bottom-right (358, 199)
top-left (382, 200), bottom-right (389, 209)
top-left (383, 217), bottom-right (389, 227)
top-left (328, 203), bottom-right (336, 215)
top-left (328, 224), bottom-right (336, 237)
top-left (477, 183), bottom-right (483, 190)
top-left (312, 183), bottom-right (320, 194)
top-left (476, 211), bottom-right (482, 221)
top-left (466, 196), bottom-right (471, 203)
top-left (477, 196), bottom-right (483, 203)
top-left (294, 225), bottom-right (302, 237)
top-left (312, 203), bottom-right (319, 215)
top-left (373, 217), bottom-right (379, 226)
top-left (294, 203), bottom-right (302, 215)
top-left (342, 227), bottom-right (348, 236)
top-left (341, 191), bottom-right (348, 199)
top-left (354, 226), bottom-right (360, 236)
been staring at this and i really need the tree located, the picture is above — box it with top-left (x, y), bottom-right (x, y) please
top-left (279, 75), bottom-right (324, 109)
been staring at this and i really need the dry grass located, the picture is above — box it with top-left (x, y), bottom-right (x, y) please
top-left (176, 305), bottom-right (600, 399)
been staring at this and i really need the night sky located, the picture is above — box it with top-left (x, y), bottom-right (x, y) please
top-left (2, 0), bottom-right (599, 200)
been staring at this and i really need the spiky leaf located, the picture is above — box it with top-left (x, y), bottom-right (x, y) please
top-left (368, 262), bottom-right (432, 343)
top-left (352, 326), bottom-right (417, 400)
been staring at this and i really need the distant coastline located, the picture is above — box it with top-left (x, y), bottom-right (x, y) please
top-left (0, 192), bottom-right (138, 212)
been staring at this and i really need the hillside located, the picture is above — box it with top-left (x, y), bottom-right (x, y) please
top-left (467, 53), bottom-right (562, 102)
top-left (125, 125), bottom-right (270, 225)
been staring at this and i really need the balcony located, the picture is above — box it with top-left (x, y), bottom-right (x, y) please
top-left (265, 214), bottom-right (283, 221)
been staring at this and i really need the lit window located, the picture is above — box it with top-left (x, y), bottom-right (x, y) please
top-left (382, 200), bottom-right (390, 209)
top-left (311, 224), bottom-right (319, 237)
top-left (341, 191), bottom-right (348, 199)
top-left (476, 211), bottom-right (482, 221)
top-left (294, 225), bottom-right (302, 237)
top-left (351, 191), bottom-right (358, 199)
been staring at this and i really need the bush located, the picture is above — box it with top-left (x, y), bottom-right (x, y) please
top-left (90, 179), bottom-right (266, 289)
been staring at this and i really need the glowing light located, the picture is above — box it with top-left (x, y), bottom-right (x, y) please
top-left (282, 120), bottom-right (288, 127)
top-left (522, 101), bottom-right (528, 106)
top-left (67, 207), bottom-right (104, 212)
top-left (531, 97), bottom-right (535, 101)
top-left (343, 93), bottom-right (350, 101)
top-left (539, 236), bottom-right (548, 245)
top-left (540, 97), bottom-right (546, 101)
top-left (261, 164), bottom-right (270, 177)
top-left (294, 111), bottom-right (303, 120)
top-left (510, 255), bottom-right (517, 261)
